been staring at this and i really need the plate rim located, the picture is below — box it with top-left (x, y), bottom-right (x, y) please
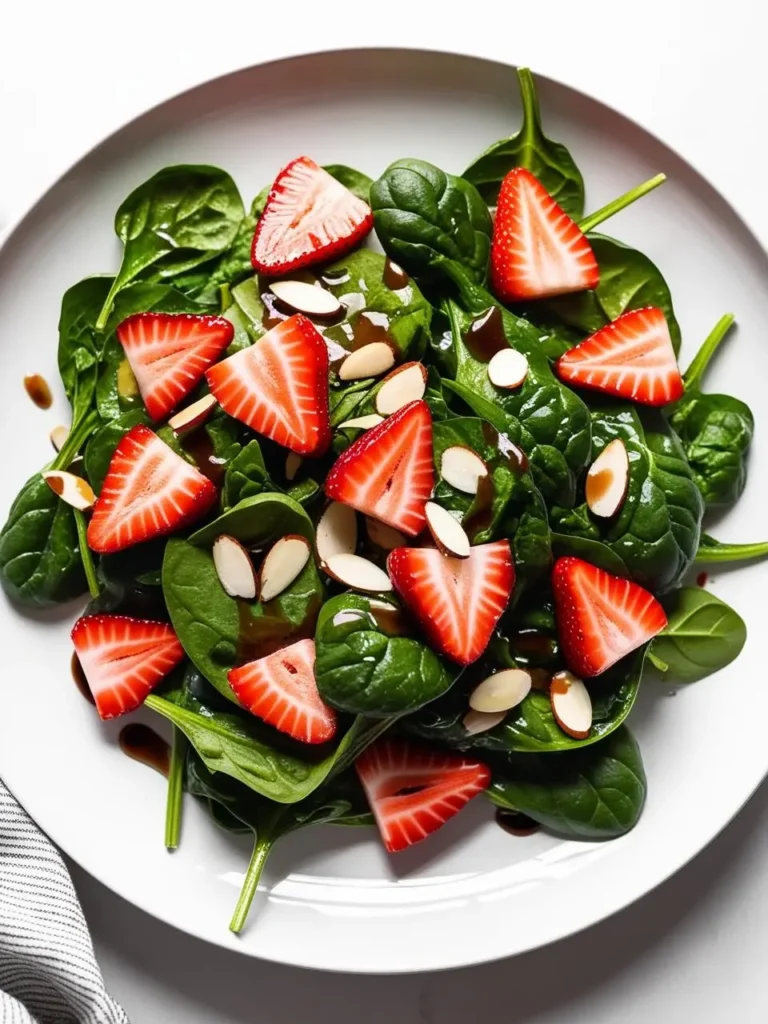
top-left (1, 45), bottom-right (767, 973)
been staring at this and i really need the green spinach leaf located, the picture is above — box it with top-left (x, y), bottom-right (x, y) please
top-left (463, 67), bottom-right (584, 216)
top-left (648, 587), bottom-right (746, 683)
top-left (95, 165), bottom-right (244, 329)
top-left (371, 159), bottom-right (492, 283)
top-left (488, 725), bottom-right (646, 839)
top-left (223, 440), bottom-right (272, 510)
top-left (314, 594), bottom-right (455, 716)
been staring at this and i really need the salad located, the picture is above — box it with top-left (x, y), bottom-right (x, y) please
top-left (1, 68), bottom-right (764, 935)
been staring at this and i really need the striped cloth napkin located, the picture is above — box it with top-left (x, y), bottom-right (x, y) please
top-left (0, 781), bottom-right (128, 1024)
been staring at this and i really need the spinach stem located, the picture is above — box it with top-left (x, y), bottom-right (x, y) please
top-left (52, 408), bottom-right (100, 472)
top-left (516, 68), bottom-right (541, 138)
top-left (683, 314), bottom-right (736, 390)
top-left (578, 174), bottom-right (666, 234)
top-left (164, 727), bottom-right (188, 850)
top-left (229, 833), bottom-right (275, 934)
top-left (647, 650), bottom-right (669, 674)
top-left (695, 539), bottom-right (768, 563)
top-left (219, 283), bottom-right (232, 313)
top-left (74, 510), bottom-right (100, 599)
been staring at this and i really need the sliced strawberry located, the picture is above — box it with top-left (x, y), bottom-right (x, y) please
top-left (387, 540), bottom-right (514, 665)
top-left (490, 167), bottom-right (599, 302)
top-left (227, 638), bottom-right (336, 744)
top-left (116, 312), bottom-right (233, 421)
top-left (206, 314), bottom-right (330, 456)
top-left (324, 400), bottom-right (433, 535)
top-left (356, 738), bottom-right (490, 853)
top-left (87, 424), bottom-right (217, 554)
top-left (552, 556), bottom-right (667, 677)
top-left (251, 156), bottom-right (373, 274)
top-left (556, 307), bottom-right (684, 406)
top-left (71, 614), bottom-right (184, 720)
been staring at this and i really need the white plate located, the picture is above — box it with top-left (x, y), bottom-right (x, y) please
top-left (0, 48), bottom-right (766, 974)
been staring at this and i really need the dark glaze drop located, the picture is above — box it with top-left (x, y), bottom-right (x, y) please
top-left (24, 374), bottom-right (53, 409)
top-left (511, 629), bottom-right (559, 667)
top-left (697, 572), bottom-right (708, 588)
top-left (383, 259), bottom-right (410, 290)
top-left (118, 724), bottom-right (170, 777)
top-left (463, 307), bottom-right (507, 363)
top-left (349, 311), bottom-right (393, 351)
top-left (495, 808), bottom-right (540, 837)
top-left (236, 595), bottom-right (322, 665)
top-left (181, 429), bottom-right (227, 487)
top-left (482, 422), bottom-right (529, 474)
top-left (463, 474), bottom-right (495, 539)
top-left (71, 652), bottom-right (95, 705)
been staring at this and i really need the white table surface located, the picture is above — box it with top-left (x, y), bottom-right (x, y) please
top-left (3, 0), bottom-right (767, 1019)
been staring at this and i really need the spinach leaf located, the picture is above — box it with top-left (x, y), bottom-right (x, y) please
top-left (190, 491), bottom-right (314, 547)
top-left (431, 416), bottom-right (551, 588)
top-left (534, 234), bottom-right (682, 354)
top-left (95, 165), bottom-right (244, 329)
top-left (648, 587), bottom-right (746, 682)
top-left (488, 726), bottom-right (646, 839)
top-left (323, 164), bottom-right (373, 203)
top-left (404, 649), bottom-right (645, 754)
top-left (550, 532), bottom-right (630, 577)
top-left (463, 67), bottom-right (584, 217)
top-left (57, 276), bottom-right (115, 417)
top-left (223, 440), bottom-right (272, 510)
top-left (371, 159), bottom-right (492, 283)
top-left (666, 315), bottom-right (753, 507)
top-left (694, 534), bottom-right (768, 564)
top-left (550, 406), bottom-right (703, 592)
top-left (441, 298), bottom-right (591, 506)
top-left (314, 594), bottom-right (455, 716)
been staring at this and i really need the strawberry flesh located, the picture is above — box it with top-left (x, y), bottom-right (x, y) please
top-left (325, 399), bottom-right (433, 535)
top-left (251, 156), bottom-right (373, 274)
top-left (491, 167), bottom-right (598, 303)
top-left (552, 556), bottom-right (667, 677)
top-left (227, 638), bottom-right (337, 744)
top-left (206, 314), bottom-right (330, 456)
top-left (117, 312), bottom-right (233, 421)
top-left (556, 306), bottom-right (684, 406)
top-left (71, 614), bottom-right (184, 720)
top-left (87, 424), bottom-right (217, 554)
top-left (387, 540), bottom-right (514, 664)
top-left (356, 738), bottom-right (491, 853)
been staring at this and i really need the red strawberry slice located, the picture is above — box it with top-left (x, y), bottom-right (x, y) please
top-left (556, 307), bottom-right (684, 406)
top-left (356, 738), bottom-right (490, 853)
top-left (116, 312), bottom-right (233, 421)
top-left (387, 540), bottom-right (514, 664)
top-left (325, 400), bottom-right (433, 535)
top-left (490, 167), bottom-right (599, 302)
top-left (251, 156), bottom-right (374, 274)
top-left (206, 314), bottom-right (330, 456)
top-left (71, 614), bottom-right (184, 720)
top-left (87, 424), bottom-right (217, 554)
top-left (227, 638), bottom-right (336, 744)
top-left (552, 556), bottom-right (667, 677)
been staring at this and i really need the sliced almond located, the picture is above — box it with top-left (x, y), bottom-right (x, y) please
top-left (585, 439), bottom-right (629, 518)
top-left (269, 280), bottom-right (343, 318)
top-left (365, 517), bottom-right (407, 551)
top-left (323, 553), bottom-right (392, 592)
top-left (259, 535), bottom-right (311, 603)
top-left (316, 502), bottom-right (358, 564)
top-left (463, 708), bottom-right (506, 736)
top-left (117, 358), bottom-right (139, 399)
top-left (167, 394), bottom-right (218, 435)
top-left (425, 502), bottom-right (470, 558)
top-left (375, 362), bottom-right (427, 416)
top-left (337, 414), bottom-right (385, 431)
top-left (49, 424), bottom-right (70, 452)
top-left (213, 535), bottom-right (257, 599)
top-left (338, 342), bottom-right (396, 381)
top-left (440, 446), bottom-right (488, 495)
top-left (550, 671), bottom-right (592, 739)
top-left (42, 471), bottom-right (95, 510)
top-left (488, 348), bottom-right (529, 389)
top-left (285, 452), bottom-right (303, 482)
top-left (469, 668), bottom-right (532, 713)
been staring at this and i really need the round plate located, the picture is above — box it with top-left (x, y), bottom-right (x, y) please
top-left (0, 48), bottom-right (766, 974)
